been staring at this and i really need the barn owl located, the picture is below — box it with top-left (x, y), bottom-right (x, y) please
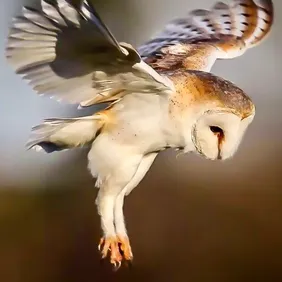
top-left (6, 0), bottom-right (273, 269)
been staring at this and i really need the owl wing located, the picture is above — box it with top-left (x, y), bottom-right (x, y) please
top-left (138, 0), bottom-right (274, 72)
top-left (6, 0), bottom-right (174, 108)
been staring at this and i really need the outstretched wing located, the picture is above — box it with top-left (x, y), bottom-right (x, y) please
top-left (6, 0), bottom-right (173, 107)
top-left (138, 0), bottom-right (274, 72)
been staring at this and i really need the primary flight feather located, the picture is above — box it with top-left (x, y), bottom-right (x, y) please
top-left (6, 0), bottom-right (273, 269)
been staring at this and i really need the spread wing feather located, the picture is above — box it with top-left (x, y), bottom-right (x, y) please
top-left (138, 0), bottom-right (273, 72)
top-left (6, 0), bottom-right (173, 107)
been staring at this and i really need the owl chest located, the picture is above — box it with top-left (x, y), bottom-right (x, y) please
top-left (103, 93), bottom-right (185, 153)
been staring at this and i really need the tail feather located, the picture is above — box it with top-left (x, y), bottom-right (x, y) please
top-left (27, 115), bottom-right (104, 153)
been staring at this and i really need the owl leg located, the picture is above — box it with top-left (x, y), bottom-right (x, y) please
top-left (114, 153), bottom-right (158, 262)
top-left (95, 154), bottom-right (143, 268)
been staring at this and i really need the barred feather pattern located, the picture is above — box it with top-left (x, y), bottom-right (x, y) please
top-left (138, 0), bottom-right (273, 70)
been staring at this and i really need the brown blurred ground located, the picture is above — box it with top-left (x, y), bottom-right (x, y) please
top-left (1, 148), bottom-right (282, 282)
top-left (1, 0), bottom-right (282, 281)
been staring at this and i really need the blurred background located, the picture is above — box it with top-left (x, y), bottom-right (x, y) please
top-left (1, 0), bottom-right (282, 281)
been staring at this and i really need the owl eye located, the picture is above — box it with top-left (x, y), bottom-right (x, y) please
top-left (209, 126), bottom-right (224, 137)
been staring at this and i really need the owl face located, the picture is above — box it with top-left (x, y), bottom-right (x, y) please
top-left (191, 110), bottom-right (254, 160)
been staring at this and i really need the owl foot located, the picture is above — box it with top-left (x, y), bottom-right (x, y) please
top-left (98, 236), bottom-right (133, 270)
top-left (99, 237), bottom-right (122, 269)
top-left (117, 235), bottom-right (133, 262)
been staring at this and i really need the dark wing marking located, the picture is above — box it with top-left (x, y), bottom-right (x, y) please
top-left (138, 0), bottom-right (273, 72)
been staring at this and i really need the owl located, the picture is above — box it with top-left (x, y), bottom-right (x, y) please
top-left (6, 0), bottom-right (273, 269)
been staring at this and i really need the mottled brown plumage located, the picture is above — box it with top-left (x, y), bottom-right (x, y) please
top-left (167, 70), bottom-right (255, 118)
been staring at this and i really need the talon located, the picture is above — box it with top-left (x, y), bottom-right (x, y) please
top-left (117, 236), bottom-right (133, 261)
top-left (98, 236), bottom-right (133, 269)
top-left (98, 238), bottom-right (104, 251)
top-left (113, 260), bottom-right (122, 271)
top-left (124, 259), bottom-right (133, 268)
top-left (127, 260), bottom-right (133, 268)
top-left (98, 236), bottom-right (122, 266)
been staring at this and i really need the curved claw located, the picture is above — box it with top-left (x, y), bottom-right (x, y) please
top-left (99, 236), bottom-right (122, 264)
top-left (112, 260), bottom-right (122, 271)
top-left (117, 236), bottom-right (133, 261)
top-left (124, 259), bottom-right (133, 269)
top-left (98, 237), bottom-right (104, 251)
top-left (98, 236), bottom-right (133, 270)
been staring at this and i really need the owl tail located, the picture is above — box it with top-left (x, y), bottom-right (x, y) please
top-left (26, 114), bottom-right (104, 153)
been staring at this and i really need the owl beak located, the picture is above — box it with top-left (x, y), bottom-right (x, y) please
top-left (215, 132), bottom-right (224, 160)
top-left (217, 148), bottom-right (222, 160)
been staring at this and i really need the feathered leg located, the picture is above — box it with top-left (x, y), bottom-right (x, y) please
top-left (114, 153), bottom-right (158, 261)
top-left (94, 153), bottom-right (143, 268)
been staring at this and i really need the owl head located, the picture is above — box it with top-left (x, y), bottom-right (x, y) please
top-left (191, 108), bottom-right (254, 160)
top-left (169, 70), bottom-right (255, 161)
top-left (190, 71), bottom-right (255, 160)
